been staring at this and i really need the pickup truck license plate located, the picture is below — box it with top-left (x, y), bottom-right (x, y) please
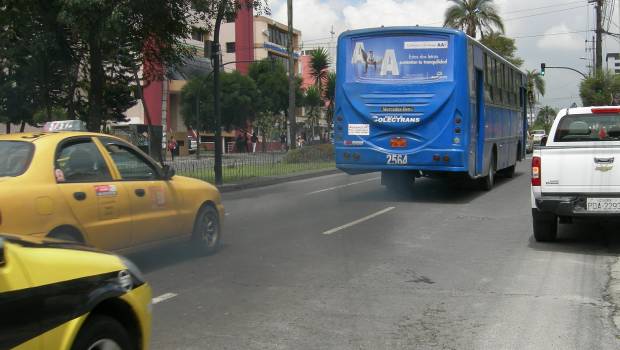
top-left (586, 198), bottom-right (620, 212)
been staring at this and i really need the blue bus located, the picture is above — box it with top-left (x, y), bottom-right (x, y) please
top-left (334, 27), bottom-right (527, 190)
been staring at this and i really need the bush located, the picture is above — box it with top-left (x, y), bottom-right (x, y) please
top-left (283, 144), bottom-right (334, 163)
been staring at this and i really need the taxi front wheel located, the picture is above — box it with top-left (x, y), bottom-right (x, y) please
top-left (72, 315), bottom-right (133, 350)
top-left (192, 205), bottom-right (221, 255)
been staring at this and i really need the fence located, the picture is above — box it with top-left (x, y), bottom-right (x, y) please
top-left (165, 144), bottom-right (335, 184)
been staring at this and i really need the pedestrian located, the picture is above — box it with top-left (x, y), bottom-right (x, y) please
top-left (251, 132), bottom-right (258, 153)
top-left (235, 133), bottom-right (244, 153)
top-left (168, 136), bottom-right (177, 161)
top-left (244, 133), bottom-right (250, 153)
top-left (280, 133), bottom-right (287, 151)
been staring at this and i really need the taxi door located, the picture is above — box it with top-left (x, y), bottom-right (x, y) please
top-left (0, 239), bottom-right (40, 349)
top-left (54, 137), bottom-right (132, 250)
top-left (97, 137), bottom-right (181, 245)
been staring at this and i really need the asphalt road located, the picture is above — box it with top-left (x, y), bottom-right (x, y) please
top-left (130, 161), bottom-right (620, 350)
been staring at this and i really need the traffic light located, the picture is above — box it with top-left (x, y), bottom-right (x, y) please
top-left (540, 63), bottom-right (546, 76)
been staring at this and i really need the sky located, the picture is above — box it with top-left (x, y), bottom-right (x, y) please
top-left (266, 0), bottom-right (620, 110)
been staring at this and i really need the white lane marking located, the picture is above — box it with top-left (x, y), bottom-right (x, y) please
top-left (306, 177), bottom-right (380, 195)
top-left (152, 292), bottom-right (178, 304)
top-left (322, 207), bottom-right (396, 235)
top-left (225, 212), bottom-right (231, 216)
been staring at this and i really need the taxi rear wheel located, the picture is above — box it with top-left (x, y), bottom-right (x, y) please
top-left (192, 205), bottom-right (221, 255)
top-left (48, 226), bottom-right (83, 243)
top-left (72, 315), bottom-right (133, 350)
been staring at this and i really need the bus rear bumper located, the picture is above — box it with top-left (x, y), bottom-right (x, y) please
top-left (335, 147), bottom-right (468, 173)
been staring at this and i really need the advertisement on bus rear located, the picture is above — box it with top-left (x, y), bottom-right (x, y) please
top-left (346, 35), bottom-right (453, 83)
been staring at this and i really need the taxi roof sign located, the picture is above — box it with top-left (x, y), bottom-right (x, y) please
top-left (43, 120), bottom-right (87, 132)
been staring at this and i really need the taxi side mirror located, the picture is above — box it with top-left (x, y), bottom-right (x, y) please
top-left (0, 238), bottom-right (5, 267)
top-left (162, 165), bottom-right (176, 180)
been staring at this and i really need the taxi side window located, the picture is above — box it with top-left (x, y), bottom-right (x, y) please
top-left (56, 140), bottom-right (112, 183)
top-left (104, 144), bottom-right (158, 181)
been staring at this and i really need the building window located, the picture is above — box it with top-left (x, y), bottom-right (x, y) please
top-left (226, 42), bottom-right (236, 53)
top-left (191, 28), bottom-right (204, 42)
top-left (268, 25), bottom-right (290, 48)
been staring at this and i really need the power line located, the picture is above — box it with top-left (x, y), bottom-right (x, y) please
top-left (513, 30), bottom-right (591, 39)
top-left (504, 5), bottom-right (586, 22)
top-left (502, 0), bottom-right (584, 15)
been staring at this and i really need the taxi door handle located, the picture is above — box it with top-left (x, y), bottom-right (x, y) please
top-left (134, 189), bottom-right (146, 197)
top-left (73, 192), bottom-right (86, 201)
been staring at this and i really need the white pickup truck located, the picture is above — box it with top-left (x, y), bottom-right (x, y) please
top-left (531, 106), bottom-right (620, 241)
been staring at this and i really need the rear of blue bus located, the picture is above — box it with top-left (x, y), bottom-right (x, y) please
top-left (334, 27), bottom-right (471, 177)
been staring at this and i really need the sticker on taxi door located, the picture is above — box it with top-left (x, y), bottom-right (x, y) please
top-left (149, 186), bottom-right (166, 208)
top-left (95, 185), bottom-right (117, 197)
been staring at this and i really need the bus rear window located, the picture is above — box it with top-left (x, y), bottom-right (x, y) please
top-left (0, 141), bottom-right (34, 177)
top-left (554, 114), bottom-right (620, 142)
top-left (346, 34), bottom-right (452, 83)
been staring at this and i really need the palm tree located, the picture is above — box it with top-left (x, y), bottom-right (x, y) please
top-left (324, 71), bottom-right (336, 128)
top-left (309, 47), bottom-right (331, 95)
top-left (526, 69), bottom-right (546, 120)
top-left (443, 0), bottom-right (504, 38)
top-left (536, 105), bottom-right (556, 132)
top-left (304, 85), bottom-right (322, 141)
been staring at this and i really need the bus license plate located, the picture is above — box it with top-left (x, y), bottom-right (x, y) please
top-left (386, 154), bottom-right (408, 165)
top-left (586, 198), bottom-right (620, 212)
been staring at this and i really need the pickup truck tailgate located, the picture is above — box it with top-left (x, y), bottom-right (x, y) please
top-left (541, 146), bottom-right (620, 193)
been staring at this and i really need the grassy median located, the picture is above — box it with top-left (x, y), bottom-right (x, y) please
top-left (178, 161), bottom-right (335, 183)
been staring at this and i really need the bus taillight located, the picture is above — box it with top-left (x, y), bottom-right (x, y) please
top-left (390, 138), bottom-right (407, 148)
top-left (532, 156), bottom-right (541, 186)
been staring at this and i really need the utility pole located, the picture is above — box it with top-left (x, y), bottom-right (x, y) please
top-left (213, 4), bottom-right (225, 185)
top-left (287, 0), bottom-right (296, 150)
top-left (595, 0), bottom-right (603, 72)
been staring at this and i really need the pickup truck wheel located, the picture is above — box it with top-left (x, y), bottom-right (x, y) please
top-left (532, 210), bottom-right (558, 242)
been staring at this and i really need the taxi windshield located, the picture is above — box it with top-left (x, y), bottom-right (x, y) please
top-left (0, 141), bottom-right (34, 177)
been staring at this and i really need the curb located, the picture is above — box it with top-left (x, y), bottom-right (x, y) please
top-left (217, 168), bottom-right (341, 193)
top-left (609, 257), bottom-right (620, 330)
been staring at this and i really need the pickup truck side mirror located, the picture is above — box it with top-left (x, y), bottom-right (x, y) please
top-left (162, 165), bottom-right (176, 180)
top-left (540, 136), bottom-right (548, 146)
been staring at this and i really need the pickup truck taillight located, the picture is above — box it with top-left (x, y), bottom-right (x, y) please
top-left (532, 156), bottom-right (541, 186)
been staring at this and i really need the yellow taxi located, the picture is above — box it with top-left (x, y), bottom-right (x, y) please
top-left (0, 131), bottom-right (224, 254)
top-left (0, 234), bottom-right (151, 350)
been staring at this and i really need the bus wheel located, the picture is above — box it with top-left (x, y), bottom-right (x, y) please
top-left (381, 171), bottom-right (414, 193)
top-left (499, 165), bottom-right (515, 178)
top-left (479, 155), bottom-right (496, 191)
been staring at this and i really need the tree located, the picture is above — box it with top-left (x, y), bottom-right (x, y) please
top-left (533, 106), bottom-right (556, 132)
top-left (59, 0), bottom-right (195, 131)
top-left (180, 71), bottom-right (258, 132)
top-left (191, 0), bottom-right (268, 184)
top-left (309, 47), bottom-right (331, 95)
top-left (249, 59), bottom-right (289, 117)
top-left (0, 1), bottom-right (195, 133)
top-left (324, 71), bottom-right (337, 129)
top-left (480, 32), bottom-right (523, 67)
top-left (249, 59), bottom-right (288, 151)
top-left (304, 86), bottom-right (322, 141)
top-left (0, 0), bottom-right (74, 131)
top-left (526, 69), bottom-right (545, 119)
top-left (579, 70), bottom-right (620, 106)
top-left (443, 0), bottom-right (504, 38)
